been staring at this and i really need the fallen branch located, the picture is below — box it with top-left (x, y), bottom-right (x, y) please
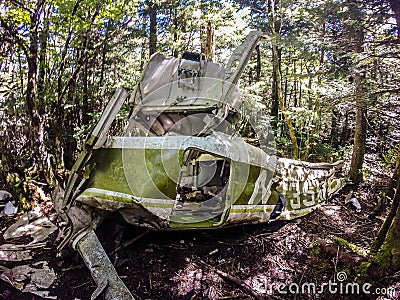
top-left (195, 258), bottom-right (266, 300)
top-left (109, 229), bottom-right (150, 256)
top-left (218, 294), bottom-right (253, 299)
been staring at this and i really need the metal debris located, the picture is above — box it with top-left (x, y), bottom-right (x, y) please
top-left (0, 244), bottom-right (33, 262)
top-left (0, 261), bottom-right (57, 299)
top-left (0, 190), bottom-right (13, 202)
top-left (0, 190), bottom-right (17, 217)
top-left (2, 201), bottom-right (18, 216)
top-left (0, 209), bottom-right (57, 262)
top-left (345, 192), bottom-right (362, 213)
top-left (3, 211), bottom-right (57, 244)
top-left (75, 230), bottom-right (135, 300)
top-left (349, 197), bottom-right (362, 213)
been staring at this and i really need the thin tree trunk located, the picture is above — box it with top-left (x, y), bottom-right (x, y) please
top-left (82, 60), bottom-right (89, 125)
top-left (372, 177), bottom-right (400, 273)
top-left (273, 44), bottom-right (299, 159)
top-left (349, 97), bottom-right (367, 184)
top-left (205, 21), bottom-right (215, 62)
top-left (270, 49), bottom-right (279, 130)
top-left (148, 1), bottom-right (157, 56)
top-left (37, 3), bottom-right (50, 115)
top-left (172, 7), bottom-right (179, 57)
top-left (26, 1), bottom-right (52, 180)
top-left (303, 74), bottom-right (313, 160)
top-left (371, 144), bottom-right (400, 252)
top-left (270, 0), bottom-right (299, 159)
top-left (393, 146), bottom-right (400, 182)
top-left (330, 109), bottom-right (339, 148)
top-left (389, 0), bottom-right (400, 41)
top-left (293, 58), bottom-right (297, 107)
top-left (340, 110), bottom-right (350, 145)
top-left (348, 21), bottom-right (367, 184)
top-left (255, 44), bottom-right (261, 81)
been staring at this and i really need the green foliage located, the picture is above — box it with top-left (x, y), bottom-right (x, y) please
top-left (333, 236), bottom-right (368, 257)
top-left (382, 147), bottom-right (399, 168)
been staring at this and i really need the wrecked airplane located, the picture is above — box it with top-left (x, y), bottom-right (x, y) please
top-left (54, 31), bottom-right (345, 299)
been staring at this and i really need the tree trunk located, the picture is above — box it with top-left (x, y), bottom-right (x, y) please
top-left (330, 108), bottom-right (339, 148)
top-left (37, 5), bottom-right (50, 115)
top-left (26, 0), bottom-right (55, 185)
top-left (340, 110), bottom-right (351, 145)
top-left (392, 145), bottom-right (400, 187)
top-left (370, 0), bottom-right (400, 268)
top-left (82, 59), bottom-right (89, 126)
top-left (348, 97), bottom-right (367, 184)
top-left (348, 22), bottom-right (367, 184)
top-left (272, 44), bottom-right (299, 159)
top-left (372, 177), bottom-right (400, 273)
top-left (255, 44), bottom-right (261, 81)
top-left (205, 21), bottom-right (215, 62)
top-left (389, 0), bottom-right (400, 41)
top-left (172, 7), bottom-right (179, 58)
top-left (269, 0), bottom-right (299, 159)
top-left (270, 48), bottom-right (280, 130)
top-left (148, 1), bottom-right (157, 56)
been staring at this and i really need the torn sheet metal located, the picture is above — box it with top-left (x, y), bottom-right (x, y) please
top-left (3, 212), bottom-right (57, 244)
top-left (0, 261), bottom-right (57, 299)
top-left (0, 209), bottom-right (57, 262)
top-left (0, 244), bottom-right (34, 262)
top-left (0, 190), bottom-right (17, 217)
top-left (0, 190), bottom-right (13, 203)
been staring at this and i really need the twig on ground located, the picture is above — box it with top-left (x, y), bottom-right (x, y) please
top-left (195, 258), bottom-right (266, 300)
top-left (218, 294), bottom-right (252, 299)
top-left (61, 264), bottom-right (85, 272)
top-left (109, 229), bottom-right (150, 256)
top-left (73, 280), bottom-right (92, 289)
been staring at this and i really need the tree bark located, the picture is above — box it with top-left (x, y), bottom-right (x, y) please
top-left (270, 48), bottom-right (280, 130)
top-left (348, 96), bottom-right (367, 184)
top-left (348, 22), bottom-right (367, 184)
top-left (205, 21), bottom-right (215, 62)
top-left (148, 1), bottom-right (157, 56)
top-left (37, 4), bottom-right (50, 115)
top-left (269, 0), bottom-right (299, 159)
top-left (389, 0), bottom-right (400, 41)
top-left (26, 0), bottom-right (55, 185)
top-left (372, 177), bottom-right (400, 273)
top-left (272, 44), bottom-right (299, 159)
top-left (369, 1), bottom-right (400, 273)
top-left (392, 145), bottom-right (400, 187)
top-left (255, 44), bottom-right (261, 81)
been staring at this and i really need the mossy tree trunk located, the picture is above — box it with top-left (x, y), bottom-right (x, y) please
top-left (269, 0), bottom-right (299, 159)
top-left (272, 44), bottom-right (299, 160)
top-left (390, 145), bottom-right (400, 190)
top-left (148, 0), bottom-right (158, 56)
top-left (371, 144), bottom-right (400, 254)
top-left (205, 21), bottom-right (215, 62)
top-left (348, 98), bottom-right (367, 184)
top-left (372, 177), bottom-right (400, 273)
top-left (348, 21), bottom-right (367, 184)
top-left (389, 0), bottom-right (400, 41)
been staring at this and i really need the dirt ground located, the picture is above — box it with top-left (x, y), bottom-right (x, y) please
top-left (1, 183), bottom-right (400, 300)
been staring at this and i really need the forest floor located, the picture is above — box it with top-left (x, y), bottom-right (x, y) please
top-left (1, 178), bottom-right (400, 299)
